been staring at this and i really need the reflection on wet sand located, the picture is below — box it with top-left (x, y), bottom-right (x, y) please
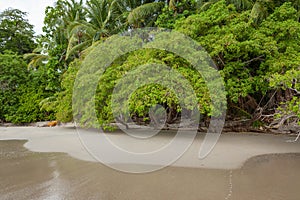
top-left (0, 140), bottom-right (300, 200)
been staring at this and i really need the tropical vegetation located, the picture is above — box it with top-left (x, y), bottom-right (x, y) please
top-left (0, 0), bottom-right (299, 132)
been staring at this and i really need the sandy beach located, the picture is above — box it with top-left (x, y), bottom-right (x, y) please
top-left (0, 126), bottom-right (299, 169)
top-left (1, 127), bottom-right (300, 200)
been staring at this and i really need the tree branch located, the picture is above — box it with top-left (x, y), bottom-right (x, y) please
top-left (289, 88), bottom-right (300, 96)
top-left (243, 55), bottom-right (264, 65)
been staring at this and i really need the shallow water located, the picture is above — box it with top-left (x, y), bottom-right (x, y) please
top-left (0, 140), bottom-right (300, 200)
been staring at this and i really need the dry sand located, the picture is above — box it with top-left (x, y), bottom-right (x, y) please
top-left (0, 126), bottom-right (299, 170)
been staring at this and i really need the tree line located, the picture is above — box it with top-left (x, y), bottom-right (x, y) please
top-left (0, 0), bottom-right (299, 131)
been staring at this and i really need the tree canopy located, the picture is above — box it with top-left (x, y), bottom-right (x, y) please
top-left (0, 8), bottom-right (36, 55)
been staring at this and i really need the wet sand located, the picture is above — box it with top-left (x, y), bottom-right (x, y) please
top-left (1, 127), bottom-right (300, 199)
top-left (0, 140), bottom-right (300, 200)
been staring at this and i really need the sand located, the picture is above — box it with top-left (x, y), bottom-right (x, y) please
top-left (0, 126), bottom-right (299, 170)
top-left (1, 128), bottom-right (300, 199)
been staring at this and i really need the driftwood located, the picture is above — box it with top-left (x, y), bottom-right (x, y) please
top-left (286, 131), bottom-right (300, 142)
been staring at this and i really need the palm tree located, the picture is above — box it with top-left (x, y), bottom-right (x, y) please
top-left (66, 0), bottom-right (166, 59)
top-left (66, 0), bottom-right (117, 59)
top-left (26, 0), bottom-right (86, 69)
top-left (43, 0), bottom-right (85, 46)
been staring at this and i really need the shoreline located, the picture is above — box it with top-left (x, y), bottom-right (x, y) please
top-left (0, 126), bottom-right (299, 170)
top-left (0, 121), bottom-right (300, 136)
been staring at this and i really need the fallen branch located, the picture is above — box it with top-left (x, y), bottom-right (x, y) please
top-left (269, 114), bottom-right (297, 129)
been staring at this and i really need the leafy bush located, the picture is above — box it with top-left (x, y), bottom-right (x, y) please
top-left (93, 49), bottom-right (210, 128)
top-left (0, 52), bottom-right (28, 122)
top-left (0, 52), bottom-right (54, 123)
top-left (175, 1), bottom-right (300, 122)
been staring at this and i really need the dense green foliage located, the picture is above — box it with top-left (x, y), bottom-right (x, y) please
top-left (1, 0), bottom-right (299, 130)
top-left (0, 8), bottom-right (36, 54)
top-left (0, 52), bottom-right (27, 121)
top-left (93, 49), bottom-right (211, 127)
top-left (176, 1), bottom-right (300, 101)
top-left (0, 52), bottom-right (54, 123)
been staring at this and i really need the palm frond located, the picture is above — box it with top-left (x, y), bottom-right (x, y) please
top-left (26, 55), bottom-right (48, 69)
top-left (67, 21), bottom-right (96, 38)
top-left (127, 2), bottom-right (164, 27)
top-left (250, 0), bottom-right (269, 23)
top-left (32, 47), bottom-right (44, 53)
top-left (66, 39), bottom-right (92, 60)
top-left (197, 1), bottom-right (215, 12)
top-left (24, 48), bottom-right (49, 70)
top-left (39, 96), bottom-right (58, 112)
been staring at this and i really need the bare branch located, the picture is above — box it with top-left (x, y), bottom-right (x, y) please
top-left (288, 88), bottom-right (300, 96)
top-left (243, 55), bottom-right (264, 65)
